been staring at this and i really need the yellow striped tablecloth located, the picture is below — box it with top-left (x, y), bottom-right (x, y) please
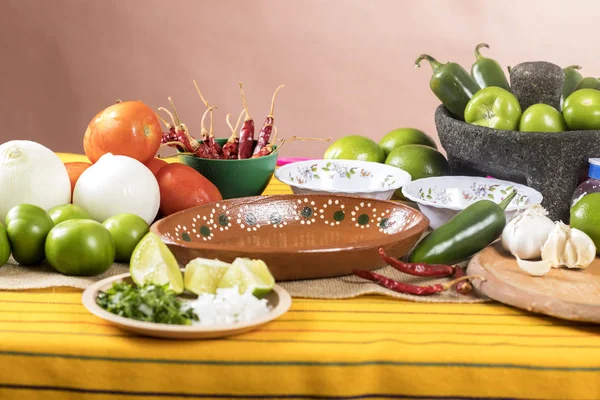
top-left (0, 154), bottom-right (598, 400)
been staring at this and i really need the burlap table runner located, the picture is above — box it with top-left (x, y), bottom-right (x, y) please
top-left (0, 230), bottom-right (488, 304)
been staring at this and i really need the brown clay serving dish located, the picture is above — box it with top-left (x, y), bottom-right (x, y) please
top-left (150, 194), bottom-right (429, 281)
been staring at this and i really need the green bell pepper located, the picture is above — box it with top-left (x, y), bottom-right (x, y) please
top-left (563, 88), bottom-right (600, 130)
top-left (5, 204), bottom-right (54, 266)
top-left (463, 87), bottom-right (522, 130)
top-left (574, 77), bottom-right (600, 91)
top-left (409, 190), bottom-right (517, 265)
top-left (470, 43), bottom-right (510, 91)
top-left (561, 65), bottom-right (583, 108)
top-left (415, 54), bottom-right (480, 120)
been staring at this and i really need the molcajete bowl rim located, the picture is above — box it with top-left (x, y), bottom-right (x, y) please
top-left (435, 104), bottom-right (600, 138)
top-left (150, 194), bottom-right (430, 255)
top-left (177, 138), bottom-right (279, 164)
top-left (401, 175), bottom-right (544, 212)
top-left (274, 158), bottom-right (412, 194)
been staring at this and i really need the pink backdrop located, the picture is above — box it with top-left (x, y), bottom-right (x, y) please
top-left (1, 0), bottom-right (597, 158)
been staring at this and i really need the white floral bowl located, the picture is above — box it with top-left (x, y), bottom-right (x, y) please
top-left (274, 159), bottom-right (412, 200)
top-left (401, 176), bottom-right (544, 229)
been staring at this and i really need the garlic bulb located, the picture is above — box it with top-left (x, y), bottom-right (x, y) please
top-left (501, 204), bottom-right (555, 259)
top-left (541, 222), bottom-right (596, 269)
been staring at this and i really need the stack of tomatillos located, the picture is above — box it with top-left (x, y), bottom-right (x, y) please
top-left (416, 43), bottom-right (600, 132)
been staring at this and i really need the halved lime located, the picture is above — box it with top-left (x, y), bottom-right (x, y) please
top-left (217, 258), bottom-right (275, 298)
top-left (129, 232), bottom-right (184, 294)
top-left (184, 258), bottom-right (231, 295)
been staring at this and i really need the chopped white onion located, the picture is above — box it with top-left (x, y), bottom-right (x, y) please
top-left (0, 140), bottom-right (71, 222)
top-left (73, 153), bottom-right (160, 225)
top-left (187, 286), bottom-right (271, 326)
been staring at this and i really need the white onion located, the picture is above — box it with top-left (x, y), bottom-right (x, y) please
top-left (73, 153), bottom-right (160, 225)
top-left (0, 140), bottom-right (71, 222)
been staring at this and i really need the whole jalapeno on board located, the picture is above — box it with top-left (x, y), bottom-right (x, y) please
top-left (409, 190), bottom-right (517, 265)
top-left (470, 43), bottom-right (510, 91)
top-left (561, 65), bottom-right (583, 109)
top-left (415, 54), bottom-right (480, 120)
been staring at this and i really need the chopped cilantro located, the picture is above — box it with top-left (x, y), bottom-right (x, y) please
top-left (96, 282), bottom-right (198, 325)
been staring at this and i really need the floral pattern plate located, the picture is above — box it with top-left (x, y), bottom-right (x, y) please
top-left (274, 159), bottom-right (412, 200)
top-left (402, 176), bottom-right (543, 229)
top-left (150, 194), bottom-right (429, 281)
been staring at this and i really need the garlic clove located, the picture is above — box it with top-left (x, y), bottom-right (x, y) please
top-left (516, 257), bottom-right (553, 277)
top-left (541, 223), bottom-right (564, 267)
top-left (562, 239), bottom-right (578, 268)
top-left (569, 228), bottom-right (597, 269)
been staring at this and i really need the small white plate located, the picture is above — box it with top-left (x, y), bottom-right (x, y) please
top-left (401, 176), bottom-right (543, 229)
top-left (82, 272), bottom-right (292, 340)
top-left (275, 159), bottom-right (412, 201)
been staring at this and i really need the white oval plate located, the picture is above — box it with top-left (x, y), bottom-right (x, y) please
top-left (82, 272), bottom-right (292, 340)
top-left (274, 159), bottom-right (411, 200)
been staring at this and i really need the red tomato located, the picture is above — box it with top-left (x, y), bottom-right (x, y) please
top-left (83, 100), bottom-right (162, 164)
top-left (64, 162), bottom-right (92, 202)
top-left (145, 158), bottom-right (168, 177)
top-left (156, 164), bottom-right (222, 216)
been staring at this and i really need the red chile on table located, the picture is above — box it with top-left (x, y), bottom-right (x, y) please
top-left (237, 82), bottom-right (255, 160)
top-left (378, 247), bottom-right (454, 277)
top-left (352, 269), bottom-right (483, 296)
top-left (252, 85), bottom-right (285, 156)
top-left (452, 264), bottom-right (473, 295)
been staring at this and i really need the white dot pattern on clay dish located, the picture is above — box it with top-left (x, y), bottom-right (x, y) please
top-left (168, 198), bottom-right (403, 242)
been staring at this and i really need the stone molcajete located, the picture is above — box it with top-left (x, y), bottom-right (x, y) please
top-left (436, 60), bottom-right (600, 222)
top-left (435, 104), bottom-right (600, 222)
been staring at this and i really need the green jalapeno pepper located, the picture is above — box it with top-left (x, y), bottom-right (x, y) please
top-left (561, 65), bottom-right (583, 109)
top-left (574, 77), bottom-right (600, 91)
top-left (470, 43), bottom-right (510, 91)
top-left (415, 54), bottom-right (480, 120)
top-left (409, 190), bottom-right (517, 265)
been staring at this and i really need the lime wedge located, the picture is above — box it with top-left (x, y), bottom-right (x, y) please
top-left (184, 258), bottom-right (231, 295)
top-left (217, 258), bottom-right (275, 298)
top-left (129, 232), bottom-right (184, 294)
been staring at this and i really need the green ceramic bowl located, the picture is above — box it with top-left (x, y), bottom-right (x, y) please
top-left (178, 138), bottom-right (278, 199)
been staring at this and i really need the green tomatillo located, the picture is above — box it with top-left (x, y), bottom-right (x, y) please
top-left (0, 223), bottom-right (11, 266)
top-left (464, 87), bottom-right (522, 130)
top-left (519, 104), bottom-right (566, 132)
top-left (5, 204), bottom-right (54, 266)
top-left (563, 88), bottom-right (600, 130)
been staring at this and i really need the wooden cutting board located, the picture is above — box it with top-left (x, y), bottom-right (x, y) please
top-left (467, 243), bottom-right (600, 323)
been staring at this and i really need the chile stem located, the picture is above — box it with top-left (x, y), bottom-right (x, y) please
top-left (238, 82), bottom-right (252, 121)
top-left (288, 136), bottom-right (332, 142)
top-left (566, 65), bottom-right (582, 70)
top-left (155, 113), bottom-right (172, 129)
top-left (414, 54), bottom-right (444, 72)
top-left (193, 80), bottom-right (210, 108)
top-left (267, 85), bottom-right (285, 117)
top-left (157, 107), bottom-right (177, 127)
top-left (200, 105), bottom-right (218, 136)
top-left (226, 109), bottom-right (245, 137)
top-left (441, 275), bottom-right (486, 291)
top-left (474, 43), bottom-right (490, 60)
top-left (498, 190), bottom-right (518, 210)
top-left (167, 97), bottom-right (182, 126)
